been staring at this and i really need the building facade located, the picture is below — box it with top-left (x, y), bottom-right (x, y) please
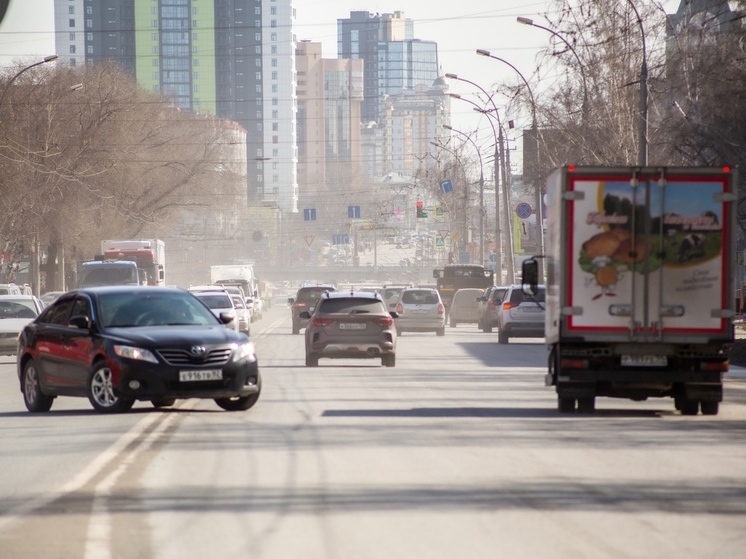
top-left (53, 0), bottom-right (298, 213)
top-left (337, 11), bottom-right (439, 126)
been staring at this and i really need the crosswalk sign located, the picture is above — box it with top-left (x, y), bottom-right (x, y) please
top-left (434, 236), bottom-right (445, 249)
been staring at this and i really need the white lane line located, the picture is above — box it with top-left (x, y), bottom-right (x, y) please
top-left (84, 401), bottom-right (195, 559)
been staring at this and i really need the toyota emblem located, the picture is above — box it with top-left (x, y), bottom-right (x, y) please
top-left (190, 346), bottom-right (207, 356)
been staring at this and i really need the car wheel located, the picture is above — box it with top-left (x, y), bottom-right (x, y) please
top-left (485, 323), bottom-right (493, 333)
top-left (305, 353), bottom-right (319, 367)
top-left (292, 322), bottom-right (300, 335)
top-left (87, 361), bottom-right (135, 413)
top-left (498, 330), bottom-right (508, 344)
top-left (450, 319), bottom-right (457, 328)
top-left (215, 373), bottom-right (262, 411)
top-left (22, 359), bottom-right (54, 412)
top-left (151, 398), bottom-right (176, 408)
top-left (436, 327), bottom-right (445, 336)
top-left (382, 354), bottom-right (396, 367)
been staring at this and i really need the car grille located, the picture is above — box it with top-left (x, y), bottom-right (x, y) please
top-left (157, 346), bottom-right (233, 366)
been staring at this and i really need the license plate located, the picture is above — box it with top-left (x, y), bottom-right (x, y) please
top-left (621, 355), bottom-right (667, 367)
top-left (179, 369), bottom-right (223, 382)
top-left (521, 307), bottom-right (542, 312)
top-left (339, 323), bottom-right (367, 330)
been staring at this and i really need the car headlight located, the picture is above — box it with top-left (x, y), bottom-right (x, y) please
top-left (233, 341), bottom-right (257, 363)
top-left (114, 345), bottom-right (158, 363)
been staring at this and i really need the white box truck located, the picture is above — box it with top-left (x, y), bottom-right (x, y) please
top-left (522, 166), bottom-right (737, 415)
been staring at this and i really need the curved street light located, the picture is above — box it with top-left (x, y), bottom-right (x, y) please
top-left (0, 55), bottom-right (59, 119)
top-left (473, 52), bottom-right (545, 281)
top-left (443, 124), bottom-right (485, 265)
top-left (517, 17), bottom-right (588, 118)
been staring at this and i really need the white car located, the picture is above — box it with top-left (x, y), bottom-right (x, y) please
top-left (189, 287), bottom-right (239, 332)
top-left (0, 295), bottom-right (44, 355)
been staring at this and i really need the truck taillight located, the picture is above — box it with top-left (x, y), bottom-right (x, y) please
top-left (560, 358), bottom-right (589, 369)
top-left (701, 361), bottom-right (729, 372)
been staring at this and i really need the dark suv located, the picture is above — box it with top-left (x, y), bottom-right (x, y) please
top-left (288, 285), bottom-right (336, 334)
top-left (301, 291), bottom-right (397, 367)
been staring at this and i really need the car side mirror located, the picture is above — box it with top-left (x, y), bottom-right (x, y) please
top-left (219, 312), bottom-right (235, 324)
top-left (68, 315), bottom-right (91, 330)
top-left (522, 258), bottom-right (539, 296)
top-left (287, 298), bottom-right (294, 305)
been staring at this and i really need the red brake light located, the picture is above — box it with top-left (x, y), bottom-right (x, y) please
top-left (437, 303), bottom-right (445, 315)
top-left (373, 316), bottom-right (393, 327)
top-left (488, 300), bottom-right (495, 310)
top-left (396, 303), bottom-right (403, 314)
top-left (294, 302), bottom-right (308, 308)
top-left (311, 317), bottom-right (334, 327)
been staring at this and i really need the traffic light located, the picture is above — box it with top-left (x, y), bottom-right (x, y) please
top-left (416, 200), bottom-right (427, 218)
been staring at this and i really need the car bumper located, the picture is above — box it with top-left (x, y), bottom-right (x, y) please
top-left (396, 317), bottom-right (445, 331)
top-left (502, 322), bottom-right (545, 337)
top-left (114, 358), bottom-right (260, 400)
top-left (0, 336), bottom-right (18, 355)
top-left (309, 336), bottom-right (395, 358)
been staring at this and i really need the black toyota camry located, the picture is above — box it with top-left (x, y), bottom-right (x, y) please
top-left (17, 286), bottom-right (261, 413)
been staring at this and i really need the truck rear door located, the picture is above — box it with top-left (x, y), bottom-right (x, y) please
top-left (565, 167), bottom-right (734, 341)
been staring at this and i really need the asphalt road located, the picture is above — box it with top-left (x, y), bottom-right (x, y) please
top-left (1, 306), bottom-right (745, 558)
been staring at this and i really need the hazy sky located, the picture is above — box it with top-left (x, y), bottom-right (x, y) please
top-left (0, 0), bottom-right (682, 160)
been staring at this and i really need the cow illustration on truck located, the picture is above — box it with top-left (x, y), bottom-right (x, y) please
top-left (522, 166), bottom-right (736, 416)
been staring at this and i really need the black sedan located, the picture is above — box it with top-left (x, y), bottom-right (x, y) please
top-left (17, 286), bottom-right (261, 413)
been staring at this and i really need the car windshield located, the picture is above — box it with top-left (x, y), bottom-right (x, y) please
top-left (195, 294), bottom-right (233, 309)
top-left (297, 288), bottom-right (332, 303)
top-left (0, 300), bottom-right (38, 319)
top-left (317, 298), bottom-right (386, 314)
top-left (509, 288), bottom-right (546, 304)
top-left (401, 290), bottom-right (439, 305)
top-left (98, 291), bottom-right (218, 327)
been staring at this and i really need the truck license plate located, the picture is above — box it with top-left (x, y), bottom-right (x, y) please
top-left (179, 369), bottom-right (223, 382)
top-left (621, 355), bottom-right (667, 367)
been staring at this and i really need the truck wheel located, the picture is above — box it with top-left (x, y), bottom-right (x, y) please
top-left (680, 399), bottom-right (699, 416)
top-left (558, 395), bottom-right (576, 413)
top-left (700, 401), bottom-right (719, 415)
top-left (577, 397), bottom-right (595, 413)
top-left (498, 330), bottom-right (508, 344)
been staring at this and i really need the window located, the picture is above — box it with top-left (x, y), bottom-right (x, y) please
top-left (272, 110), bottom-right (278, 118)
top-left (271, 20), bottom-right (276, 28)
top-left (192, 33), bottom-right (198, 40)
top-left (87, 32), bottom-right (93, 41)
top-left (273, 174), bottom-right (279, 182)
top-left (272, 136), bottom-right (278, 144)
top-left (272, 98), bottom-right (278, 105)
top-left (87, 45), bottom-right (93, 54)
top-left (193, 85), bottom-right (199, 92)
top-left (256, 123), bottom-right (262, 131)
top-left (152, 59), bottom-right (159, 67)
top-left (193, 59), bottom-right (199, 66)
top-left (152, 72), bottom-right (159, 80)
top-left (69, 32), bottom-right (75, 41)
top-left (255, 71), bottom-right (261, 80)
top-left (86, 6), bottom-right (92, 15)
top-left (152, 33), bottom-right (158, 41)
top-left (271, 71), bottom-right (277, 80)
top-left (255, 58), bottom-right (261, 67)
top-left (255, 84), bottom-right (262, 93)
top-left (271, 7), bottom-right (276, 14)
top-left (255, 7), bottom-right (260, 15)
top-left (69, 18), bottom-right (75, 27)
top-left (272, 123), bottom-right (278, 131)
top-left (86, 19), bottom-right (92, 27)
top-left (255, 46), bottom-right (261, 54)
top-left (271, 33), bottom-right (277, 41)
top-left (271, 58), bottom-right (277, 67)
top-left (271, 46), bottom-right (277, 54)
top-left (271, 84), bottom-right (277, 92)
top-left (193, 72), bottom-right (199, 79)
top-left (255, 32), bottom-right (261, 41)
top-left (69, 45), bottom-right (76, 54)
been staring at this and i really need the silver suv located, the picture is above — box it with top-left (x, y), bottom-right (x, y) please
top-left (394, 287), bottom-right (446, 336)
top-left (477, 285), bottom-right (510, 333)
top-left (496, 285), bottom-right (545, 344)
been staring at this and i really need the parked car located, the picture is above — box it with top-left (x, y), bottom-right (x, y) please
top-left (0, 295), bottom-right (44, 356)
top-left (40, 291), bottom-right (66, 307)
top-left (230, 295), bottom-right (251, 335)
top-left (0, 283), bottom-right (22, 295)
top-left (477, 285), bottom-right (510, 333)
top-left (496, 284), bottom-right (546, 344)
top-left (188, 287), bottom-right (239, 333)
top-left (288, 284), bottom-right (336, 334)
top-left (394, 287), bottom-right (446, 336)
top-left (301, 291), bottom-right (397, 367)
top-left (378, 285), bottom-right (410, 313)
top-left (448, 288), bottom-right (484, 327)
top-left (17, 286), bottom-right (260, 413)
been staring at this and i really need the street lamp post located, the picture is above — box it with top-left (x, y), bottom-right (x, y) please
top-left (516, 17), bottom-right (588, 118)
top-left (443, 124), bottom-right (485, 265)
top-left (474, 51), bottom-right (544, 282)
top-left (0, 55), bottom-right (59, 118)
top-left (446, 73), bottom-right (516, 283)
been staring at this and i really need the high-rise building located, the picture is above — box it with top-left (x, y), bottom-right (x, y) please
top-left (295, 40), bottom-right (363, 197)
top-left (53, 0), bottom-right (298, 213)
top-left (337, 11), bottom-right (439, 126)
